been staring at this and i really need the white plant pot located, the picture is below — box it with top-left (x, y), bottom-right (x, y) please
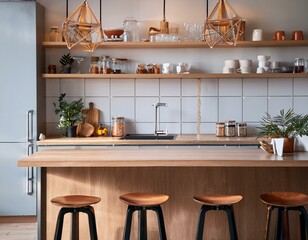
top-left (295, 135), bottom-right (308, 152)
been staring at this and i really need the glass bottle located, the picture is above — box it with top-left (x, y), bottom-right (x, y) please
top-left (123, 17), bottom-right (140, 42)
top-left (225, 120), bottom-right (236, 137)
top-left (100, 56), bottom-right (111, 74)
top-left (294, 58), bottom-right (305, 73)
top-left (111, 117), bottom-right (125, 137)
top-left (89, 56), bottom-right (99, 74)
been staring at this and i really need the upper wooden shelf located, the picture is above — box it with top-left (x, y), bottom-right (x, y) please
top-left (42, 73), bottom-right (308, 79)
top-left (42, 40), bottom-right (308, 49)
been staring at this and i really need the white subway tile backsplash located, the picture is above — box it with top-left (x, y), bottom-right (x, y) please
top-left (243, 97), bottom-right (267, 122)
top-left (182, 79), bottom-right (197, 96)
top-left (201, 97), bottom-right (218, 122)
top-left (160, 78), bottom-right (181, 96)
top-left (268, 78), bottom-right (292, 96)
top-left (46, 97), bottom-right (59, 122)
top-left (243, 78), bottom-right (267, 96)
top-left (219, 97), bottom-right (242, 121)
top-left (60, 79), bottom-right (84, 96)
top-left (182, 97), bottom-right (197, 122)
top-left (294, 78), bottom-right (308, 96)
top-left (136, 78), bottom-right (159, 96)
top-left (136, 97), bottom-right (159, 122)
top-left (294, 97), bottom-right (308, 114)
top-left (111, 97), bottom-right (135, 121)
top-left (85, 79), bottom-right (110, 97)
top-left (46, 79), bottom-right (60, 97)
top-left (202, 78), bottom-right (219, 96)
top-left (219, 78), bottom-right (242, 96)
top-left (135, 123), bottom-right (155, 134)
top-left (268, 97), bottom-right (293, 115)
top-left (111, 78), bottom-right (134, 96)
top-left (160, 97), bottom-right (181, 122)
top-left (159, 122), bottom-right (181, 134)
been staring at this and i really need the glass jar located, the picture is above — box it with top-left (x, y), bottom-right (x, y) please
top-left (136, 64), bottom-right (147, 74)
top-left (146, 63), bottom-right (154, 74)
top-left (294, 58), bottom-right (305, 73)
top-left (112, 58), bottom-right (127, 74)
top-left (236, 122), bottom-right (247, 137)
top-left (153, 64), bottom-right (161, 74)
top-left (216, 122), bottom-right (225, 137)
top-left (123, 17), bottom-right (140, 42)
top-left (100, 56), bottom-right (112, 74)
top-left (89, 56), bottom-right (99, 74)
top-left (49, 26), bottom-right (60, 42)
top-left (225, 120), bottom-right (236, 137)
top-left (111, 117), bottom-right (125, 137)
top-left (97, 124), bottom-right (108, 136)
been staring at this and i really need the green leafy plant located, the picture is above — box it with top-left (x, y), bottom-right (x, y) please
top-left (53, 93), bottom-right (85, 130)
top-left (59, 53), bottom-right (74, 66)
top-left (257, 109), bottom-right (308, 138)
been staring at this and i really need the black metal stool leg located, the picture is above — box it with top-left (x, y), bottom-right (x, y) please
top-left (298, 206), bottom-right (308, 239)
top-left (265, 206), bottom-right (274, 240)
top-left (71, 210), bottom-right (79, 240)
top-left (138, 208), bottom-right (147, 240)
top-left (123, 205), bottom-right (137, 240)
top-left (275, 207), bottom-right (283, 240)
top-left (81, 206), bottom-right (98, 240)
top-left (54, 208), bottom-right (73, 240)
top-left (152, 205), bottom-right (167, 240)
top-left (224, 205), bottom-right (238, 240)
top-left (195, 205), bottom-right (209, 240)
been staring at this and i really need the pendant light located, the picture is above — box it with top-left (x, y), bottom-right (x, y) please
top-left (62, 0), bottom-right (103, 52)
top-left (203, 0), bottom-right (244, 48)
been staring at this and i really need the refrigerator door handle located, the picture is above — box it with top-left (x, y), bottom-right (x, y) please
top-left (26, 110), bottom-right (34, 142)
top-left (26, 143), bottom-right (34, 195)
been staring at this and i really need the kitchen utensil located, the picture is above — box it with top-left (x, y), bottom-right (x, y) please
top-left (77, 122), bottom-right (95, 137)
top-left (82, 102), bottom-right (100, 136)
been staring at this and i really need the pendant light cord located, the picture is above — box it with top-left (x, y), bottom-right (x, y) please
top-left (163, 0), bottom-right (166, 21)
top-left (66, 0), bottom-right (68, 18)
top-left (206, 0), bottom-right (208, 18)
top-left (65, 0), bottom-right (102, 23)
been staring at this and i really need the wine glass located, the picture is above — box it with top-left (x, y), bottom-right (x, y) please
top-left (72, 56), bottom-right (86, 73)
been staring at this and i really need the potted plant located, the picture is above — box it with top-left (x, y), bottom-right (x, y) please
top-left (257, 109), bottom-right (308, 153)
top-left (53, 93), bottom-right (85, 137)
top-left (59, 53), bottom-right (74, 73)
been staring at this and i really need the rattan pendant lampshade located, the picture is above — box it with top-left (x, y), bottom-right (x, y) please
top-left (62, 0), bottom-right (103, 52)
top-left (203, 0), bottom-right (243, 48)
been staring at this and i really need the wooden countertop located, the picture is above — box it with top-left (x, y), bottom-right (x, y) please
top-left (37, 134), bottom-right (260, 146)
top-left (18, 148), bottom-right (308, 167)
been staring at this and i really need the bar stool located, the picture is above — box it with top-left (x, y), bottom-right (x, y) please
top-left (193, 194), bottom-right (243, 240)
top-left (51, 195), bottom-right (101, 240)
top-left (119, 192), bottom-right (169, 240)
top-left (260, 191), bottom-right (308, 240)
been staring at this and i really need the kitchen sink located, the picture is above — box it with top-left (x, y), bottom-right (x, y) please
top-left (121, 134), bottom-right (176, 140)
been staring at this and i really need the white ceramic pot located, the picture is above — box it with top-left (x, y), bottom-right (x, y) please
top-left (295, 135), bottom-right (308, 152)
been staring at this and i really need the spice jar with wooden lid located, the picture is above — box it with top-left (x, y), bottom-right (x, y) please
top-left (111, 117), bottom-right (125, 137)
top-left (216, 122), bottom-right (225, 137)
top-left (225, 120), bottom-right (236, 137)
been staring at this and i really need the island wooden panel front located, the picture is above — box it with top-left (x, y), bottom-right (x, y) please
top-left (42, 167), bottom-right (307, 240)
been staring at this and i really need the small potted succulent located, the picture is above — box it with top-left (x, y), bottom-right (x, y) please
top-left (59, 53), bottom-right (74, 73)
top-left (257, 109), bottom-right (308, 153)
top-left (53, 93), bottom-right (85, 137)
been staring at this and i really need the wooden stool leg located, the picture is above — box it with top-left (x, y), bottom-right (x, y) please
top-left (54, 208), bottom-right (73, 240)
top-left (298, 206), bottom-right (308, 239)
top-left (71, 210), bottom-right (79, 240)
top-left (138, 208), bottom-right (147, 240)
top-left (122, 205), bottom-right (137, 240)
top-left (81, 206), bottom-right (98, 240)
top-left (224, 205), bottom-right (238, 240)
top-left (264, 206), bottom-right (274, 240)
top-left (195, 205), bottom-right (209, 240)
top-left (152, 206), bottom-right (167, 240)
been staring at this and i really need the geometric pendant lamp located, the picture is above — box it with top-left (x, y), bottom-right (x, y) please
top-left (62, 0), bottom-right (104, 52)
top-left (203, 0), bottom-right (243, 48)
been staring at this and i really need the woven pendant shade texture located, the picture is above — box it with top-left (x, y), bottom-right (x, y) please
top-left (62, 0), bottom-right (103, 52)
top-left (203, 0), bottom-right (243, 48)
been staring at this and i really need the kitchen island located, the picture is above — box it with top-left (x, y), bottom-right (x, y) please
top-left (18, 148), bottom-right (308, 240)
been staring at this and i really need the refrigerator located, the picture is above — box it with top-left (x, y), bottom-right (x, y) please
top-left (0, 1), bottom-right (45, 216)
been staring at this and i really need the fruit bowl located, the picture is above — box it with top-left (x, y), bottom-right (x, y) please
top-left (104, 29), bottom-right (124, 39)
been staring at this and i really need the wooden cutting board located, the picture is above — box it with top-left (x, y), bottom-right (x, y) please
top-left (82, 102), bottom-right (100, 136)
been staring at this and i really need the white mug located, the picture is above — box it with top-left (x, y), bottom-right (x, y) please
top-left (252, 29), bottom-right (263, 41)
top-left (239, 59), bottom-right (252, 68)
top-left (237, 67), bottom-right (252, 74)
top-left (258, 61), bottom-right (270, 68)
top-left (162, 63), bottom-right (173, 74)
top-left (223, 66), bottom-right (235, 73)
top-left (225, 60), bottom-right (239, 69)
top-left (257, 55), bottom-right (271, 61)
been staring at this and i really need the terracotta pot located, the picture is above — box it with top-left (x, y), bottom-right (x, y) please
top-left (283, 137), bottom-right (294, 153)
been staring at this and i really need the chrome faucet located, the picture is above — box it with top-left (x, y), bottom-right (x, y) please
top-left (153, 102), bottom-right (168, 135)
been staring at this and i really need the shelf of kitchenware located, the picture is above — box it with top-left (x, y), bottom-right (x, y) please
top-left (42, 40), bottom-right (308, 49)
top-left (42, 73), bottom-right (307, 79)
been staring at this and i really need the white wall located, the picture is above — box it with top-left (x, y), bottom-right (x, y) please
top-left (38, 0), bottom-right (308, 136)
